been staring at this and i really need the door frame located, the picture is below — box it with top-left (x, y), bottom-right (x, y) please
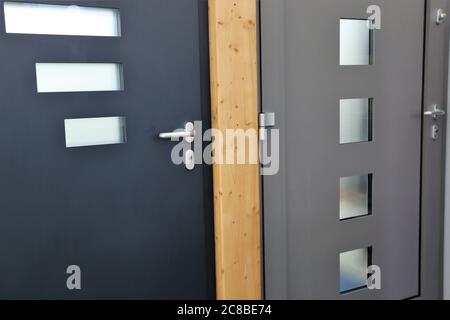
top-left (208, 0), bottom-right (262, 300)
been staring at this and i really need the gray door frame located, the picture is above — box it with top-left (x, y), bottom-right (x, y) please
top-left (419, 0), bottom-right (448, 300)
top-left (260, 0), bottom-right (448, 300)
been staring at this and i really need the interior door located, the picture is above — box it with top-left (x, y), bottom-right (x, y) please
top-left (261, 0), bottom-right (433, 299)
top-left (0, 0), bottom-right (214, 299)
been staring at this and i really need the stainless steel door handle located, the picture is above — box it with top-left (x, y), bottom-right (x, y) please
top-left (424, 105), bottom-right (446, 119)
top-left (159, 131), bottom-right (194, 139)
top-left (159, 122), bottom-right (195, 143)
top-left (159, 122), bottom-right (196, 170)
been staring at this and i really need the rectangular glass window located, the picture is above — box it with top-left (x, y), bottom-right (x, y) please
top-left (340, 174), bottom-right (372, 220)
top-left (340, 247), bottom-right (371, 293)
top-left (340, 19), bottom-right (372, 65)
top-left (4, 2), bottom-right (121, 37)
top-left (65, 117), bottom-right (127, 148)
top-left (36, 63), bottom-right (124, 93)
top-left (340, 98), bottom-right (373, 144)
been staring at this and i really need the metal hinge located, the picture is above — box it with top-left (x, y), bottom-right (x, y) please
top-left (259, 112), bottom-right (275, 141)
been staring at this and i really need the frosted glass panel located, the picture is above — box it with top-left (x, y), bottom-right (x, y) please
top-left (340, 248), bottom-right (370, 293)
top-left (36, 63), bottom-right (123, 93)
top-left (340, 98), bottom-right (372, 144)
top-left (4, 2), bottom-right (121, 37)
top-left (340, 19), bottom-right (372, 65)
top-left (65, 117), bottom-right (126, 148)
top-left (340, 174), bottom-right (372, 220)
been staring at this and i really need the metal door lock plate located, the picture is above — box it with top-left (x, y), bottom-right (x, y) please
top-left (185, 149), bottom-right (195, 171)
top-left (436, 8), bottom-right (447, 25)
top-left (431, 124), bottom-right (440, 140)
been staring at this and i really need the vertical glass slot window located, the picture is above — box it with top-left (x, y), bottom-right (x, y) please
top-left (340, 247), bottom-right (372, 293)
top-left (340, 174), bottom-right (372, 220)
top-left (36, 63), bottom-right (124, 93)
top-left (340, 98), bottom-right (373, 144)
top-left (65, 117), bottom-right (127, 148)
top-left (340, 19), bottom-right (373, 65)
top-left (4, 2), bottom-right (121, 37)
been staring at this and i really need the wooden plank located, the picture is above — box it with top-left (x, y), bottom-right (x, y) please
top-left (208, 0), bottom-right (262, 300)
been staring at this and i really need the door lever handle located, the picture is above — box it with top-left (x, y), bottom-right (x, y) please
top-left (159, 131), bottom-right (194, 139)
top-left (159, 122), bottom-right (196, 171)
top-left (159, 122), bottom-right (195, 143)
top-left (424, 105), bottom-right (446, 119)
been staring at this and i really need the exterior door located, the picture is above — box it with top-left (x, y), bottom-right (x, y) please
top-left (261, 0), bottom-right (446, 299)
top-left (0, 0), bottom-right (214, 299)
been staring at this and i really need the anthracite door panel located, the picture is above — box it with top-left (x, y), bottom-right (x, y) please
top-left (0, 0), bottom-right (214, 299)
top-left (262, 0), bottom-right (425, 299)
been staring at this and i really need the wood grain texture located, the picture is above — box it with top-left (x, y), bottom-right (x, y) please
top-left (208, 0), bottom-right (262, 300)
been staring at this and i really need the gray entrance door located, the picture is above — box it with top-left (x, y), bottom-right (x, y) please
top-left (0, 0), bottom-right (214, 299)
top-left (261, 0), bottom-right (444, 299)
